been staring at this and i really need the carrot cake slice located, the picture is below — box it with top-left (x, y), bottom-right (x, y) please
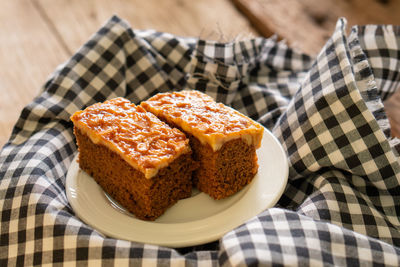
top-left (141, 90), bottom-right (264, 199)
top-left (71, 97), bottom-right (195, 220)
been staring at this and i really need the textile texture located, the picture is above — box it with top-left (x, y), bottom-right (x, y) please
top-left (1, 16), bottom-right (399, 266)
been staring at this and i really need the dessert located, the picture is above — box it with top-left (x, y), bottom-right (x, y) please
top-left (141, 90), bottom-right (264, 199)
top-left (70, 97), bottom-right (195, 221)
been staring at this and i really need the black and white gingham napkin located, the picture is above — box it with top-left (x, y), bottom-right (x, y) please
top-left (1, 16), bottom-right (399, 266)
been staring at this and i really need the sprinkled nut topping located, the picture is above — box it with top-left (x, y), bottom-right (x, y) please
top-left (141, 90), bottom-right (264, 151)
top-left (71, 97), bottom-right (190, 178)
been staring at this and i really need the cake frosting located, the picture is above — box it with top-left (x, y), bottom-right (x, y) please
top-left (141, 90), bottom-right (264, 151)
top-left (70, 97), bottom-right (190, 178)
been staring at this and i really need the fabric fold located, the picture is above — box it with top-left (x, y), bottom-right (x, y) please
top-left (0, 15), bottom-right (399, 266)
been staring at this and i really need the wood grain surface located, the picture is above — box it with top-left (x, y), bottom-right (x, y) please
top-left (231, 0), bottom-right (400, 138)
top-left (232, 0), bottom-right (400, 55)
top-left (0, 0), bottom-right (399, 148)
top-left (0, 0), bottom-right (255, 148)
top-left (0, 0), bottom-right (70, 148)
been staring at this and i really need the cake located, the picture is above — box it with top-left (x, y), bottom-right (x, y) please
top-left (141, 90), bottom-right (264, 199)
top-left (70, 97), bottom-right (196, 221)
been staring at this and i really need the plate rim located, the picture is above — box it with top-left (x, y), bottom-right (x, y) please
top-left (66, 127), bottom-right (288, 247)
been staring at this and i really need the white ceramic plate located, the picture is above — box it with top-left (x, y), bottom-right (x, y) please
top-left (66, 128), bottom-right (288, 248)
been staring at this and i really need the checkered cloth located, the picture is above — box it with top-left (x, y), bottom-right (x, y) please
top-left (1, 16), bottom-right (399, 266)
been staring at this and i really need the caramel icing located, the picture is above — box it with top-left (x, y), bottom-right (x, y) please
top-left (71, 97), bottom-right (190, 179)
top-left (141, 90), bottom-right (264, 151)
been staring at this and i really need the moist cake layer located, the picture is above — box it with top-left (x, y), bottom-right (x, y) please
top-left (71, 97), bottom-right (191, 179)
top-left (141, 90), bottom-right (264, 199)
top-left (141, 90), bottom-right (264, 151)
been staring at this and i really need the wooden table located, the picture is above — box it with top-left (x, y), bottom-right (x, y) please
top-left (0, 0), bottom-right (257, 148)
top-left (1, 0), bottom-right (399, 148)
